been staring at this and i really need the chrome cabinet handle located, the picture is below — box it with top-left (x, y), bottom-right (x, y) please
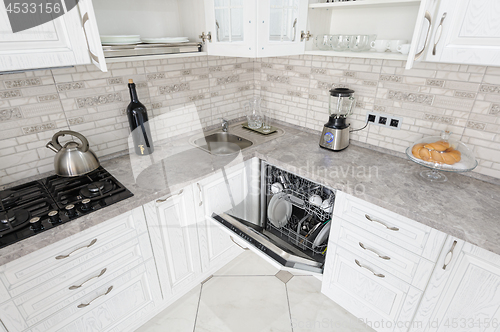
top-left (230, 236), bottom-right (249, 250)
top-left (359, 242), bottom-right (390, 260)
top-left (432, 12), bottom-right (447, 56)
top-left (156, 189), bottom-right (184, 203)
top-left (215, 20), bottom-right (220, 42)
top-left (442, 240), bottom-right (457, 270)
top-left (56, 239), bottom-right (97, 260)
top-left (355, 259), bottom-right (385, 278)
top-left (81, 12), bottom-right (99, 63)
top-left (365, 214), bottom-right (399, 231)
top-left (69, 268), bottom-right (107, 290)
top-left (292, 18), bottom-right (297, 42)
top-left (77, 286), bottom-right (113, 308)
top-left (415, 11), bottom-right (432, 60)
top-left (197, 183), bottom-right (203, 206)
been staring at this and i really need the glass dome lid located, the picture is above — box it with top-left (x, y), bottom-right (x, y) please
top-left (405, 131), bottom-right (478, 181)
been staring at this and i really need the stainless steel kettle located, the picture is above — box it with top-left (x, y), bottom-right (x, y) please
top-left (46, 131), bottom-right (100, 177)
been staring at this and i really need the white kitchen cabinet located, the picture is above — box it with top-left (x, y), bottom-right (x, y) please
top-left (322, 244), bottom-right (424, 332)
top-left (410, 0), bottom-right (500, 67)
top-left (0, 0), bottom-right (106, 72)
top-left (194, 162), bottom-right (248, 274)
top-left (203, 0), bottom-right (310, 57)
top-left (411, 238), bottom-right (500, 332)
top-left (323, 191), bottom-right (447, 332)
top-left (0, 207), bottom-right (161, 332)
top-left (428, 0), bottom-right (500, 66)
top-left (306, 0), bottom-right (425, 65)
top-left (143, 185), bottom-right (202, 299)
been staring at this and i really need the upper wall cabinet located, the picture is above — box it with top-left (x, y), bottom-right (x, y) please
top-left (203, 0), bottom-right (309, 57)
top-left (414, 0), bottom-right (500, 67)
top-left (0, 0), bottom-right (106, 72)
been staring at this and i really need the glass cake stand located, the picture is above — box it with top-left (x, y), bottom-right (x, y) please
top-left (406, 133), bottom-right (478, 182)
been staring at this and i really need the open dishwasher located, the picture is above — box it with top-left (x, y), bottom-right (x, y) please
top-left (212, 161), bottom-right (335, 274)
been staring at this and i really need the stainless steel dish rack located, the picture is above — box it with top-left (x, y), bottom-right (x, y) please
top-left (265, 165), bottom-right (334, 256)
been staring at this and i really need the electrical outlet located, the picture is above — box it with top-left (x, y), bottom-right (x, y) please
top-left (366, 111), bottom-right (403, 130)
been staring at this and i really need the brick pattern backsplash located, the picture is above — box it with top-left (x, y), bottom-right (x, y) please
top-left (255, 55), bottom-right (500, 180)
top-left (1, 54), bottom-right (500, 185)
top-left (0, 56), bottom-right (255, 185)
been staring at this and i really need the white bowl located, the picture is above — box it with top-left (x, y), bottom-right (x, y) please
top-left (308, 194), bottom-right (322, 207)
top-left (271, 182), bottom-right (284, 194)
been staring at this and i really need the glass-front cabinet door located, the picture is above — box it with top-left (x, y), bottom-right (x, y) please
top-left (203, 0), bottom-right (257, 57)
top-left (257, 0), bottom-right (309, 57)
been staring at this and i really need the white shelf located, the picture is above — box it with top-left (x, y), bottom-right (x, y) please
top-left (309, 0), bottom-right (421, 9)
top-left (105, 52), bottom-right (208, 63)
top-left (305, 50), bottom-right (409, 60)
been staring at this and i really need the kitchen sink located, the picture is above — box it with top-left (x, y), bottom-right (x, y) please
top-left (192, 132), bottom-right (253, 156)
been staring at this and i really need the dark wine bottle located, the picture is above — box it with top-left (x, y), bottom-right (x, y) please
top-left (127, 79), bottom-right (154, 155)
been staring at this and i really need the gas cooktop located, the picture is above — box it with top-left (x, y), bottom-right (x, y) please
top-left (0, 167), bottom-right (133, 249)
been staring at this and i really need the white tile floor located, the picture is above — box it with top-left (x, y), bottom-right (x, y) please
top-left (137, 251), bottom-right (374, 332)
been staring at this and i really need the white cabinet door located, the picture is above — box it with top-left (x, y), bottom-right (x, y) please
top-left (0, 0), bottom-right (106, 72)
top-left (194, 165), bottom-right (247, 274)
top-left (411, 239), bottom-right (500, 332)
top-left (256, 0), bottom-right (309, 57)
top-left (430, 0), bottom-right (500, 66)
top-left (144, 185), bottom-right (202, 298)
top-left (203, 0), bottom-right (257, 57)
top-left (322, 244), bottom-right (423, 332)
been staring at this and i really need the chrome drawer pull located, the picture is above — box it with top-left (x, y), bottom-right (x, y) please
top-left (56, 239), bottom-right (97, 260)
top-left (77, 286), bottom-right (113, 308)
top-left (442, 240), bottom-right (457, 270)
top-left (69, 268), bottom-right (107, 290)
top-left (359, 242), bottom-right (390, 260)
top-left (156, 189), bottom-right (183, 203)
top-left (197, 183), bottom-right (203, 206)
top-left (365, 214), bottom-right (399, 231)
top-left (355, 259), bottom-right (385, 278)
top-left (230, 236), bottom-right (249, 250)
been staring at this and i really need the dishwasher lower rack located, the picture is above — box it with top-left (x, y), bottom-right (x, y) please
top-left (267, 221), bottom-right (328, 256)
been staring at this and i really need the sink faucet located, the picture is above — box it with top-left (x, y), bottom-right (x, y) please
top-left (221, 118), bottom-right (229, 132)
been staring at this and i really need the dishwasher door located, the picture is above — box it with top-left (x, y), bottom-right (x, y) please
top-left (209, 160), bottom-right (333, 274)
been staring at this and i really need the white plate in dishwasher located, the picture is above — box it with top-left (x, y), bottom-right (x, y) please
top-left (268, 193), bottom-right (292, 229)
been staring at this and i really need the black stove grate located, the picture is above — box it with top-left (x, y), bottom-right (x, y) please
top-left (0, 166), bottom-right (133, 249)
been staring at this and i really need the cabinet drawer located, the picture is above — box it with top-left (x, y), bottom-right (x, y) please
top-left (16, 234), bottom-right (150, 326)
top-left (28, 260), bottom-right (158, 332)
top-left (0, 209), bottom-right (148, 296)
top-left (335, 219), bottom-right (435, 290)
top-left (322, 245), bottom-right (423, 332)
top-left (334, 193), bottom-right (433, 257)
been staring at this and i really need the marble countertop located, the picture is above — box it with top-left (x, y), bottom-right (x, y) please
top-left (2, 122), bottom-right (500, 265)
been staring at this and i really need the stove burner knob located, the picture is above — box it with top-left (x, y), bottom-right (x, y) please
top-left (30, 217), bottom-right (43, 231)
top-left (81, 199), bottom-right (92, 211)
top-left (48, 210), bottom-right (60, 224)
top-left (66, 204), bottom-right (76, 217)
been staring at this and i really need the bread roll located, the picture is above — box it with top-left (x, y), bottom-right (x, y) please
top-left (424, 140), bottom-right (450, 152)
top-left (419, 147), bottom-right (431, 161)
top-left (412, 143), bottom-right (425, 158)
top-left (411, 141), bottom-right (461, 165)
top-left (430, 150), bottom-right (444, 163)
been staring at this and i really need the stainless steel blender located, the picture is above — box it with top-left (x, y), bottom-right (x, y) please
top-left (319, 88), bottom-right (355, 151)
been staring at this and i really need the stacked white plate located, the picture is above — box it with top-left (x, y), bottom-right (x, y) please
top-left (267, 193), bottom-right (292, 229)
top-left (101, 35), bottom-right (141, 45)
top-left (141, 37), bottom-right (189, 44)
